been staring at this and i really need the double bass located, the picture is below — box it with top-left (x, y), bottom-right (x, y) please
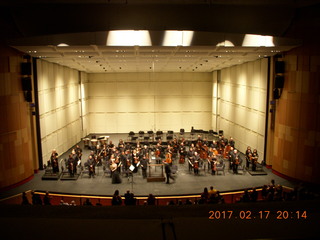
top-left (200, 144), bottom-right (208, 160)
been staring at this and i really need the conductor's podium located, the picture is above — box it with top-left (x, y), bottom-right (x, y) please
top-left (147, 164), bottom-right (165, 182)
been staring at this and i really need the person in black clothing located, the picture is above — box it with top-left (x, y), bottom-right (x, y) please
top-left (147, 194), bottom-right (156, 205)
top-left (124, 190), bottom-right (133, 205)
top-left (250, 187), bottom-right (258, 202)
top-left (140, 156), bottom-right (148, 179)
top-left (164, 162), bottom-right (175, 184)
top-left (111, 190), bottom-right (122, 206)
top-left (21, 192), bottom-right (30, 205)
top-left (31, 191), bottom-right (42, 205)
top-left (50, 149), bottom-right (59, 173)
top-left (83, 198), bottom-right (93, 206)
top-left (43, 191), bottom-right (51, 205)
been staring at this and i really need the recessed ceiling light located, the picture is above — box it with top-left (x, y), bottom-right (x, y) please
top-left (57, 43), bottom-right (69, 47)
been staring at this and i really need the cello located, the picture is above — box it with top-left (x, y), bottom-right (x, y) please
top-left (166, 151), bottom-right (172, 164)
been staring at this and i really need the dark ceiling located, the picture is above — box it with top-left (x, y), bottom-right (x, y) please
top-left (1, 0), bottom-right (320, 44)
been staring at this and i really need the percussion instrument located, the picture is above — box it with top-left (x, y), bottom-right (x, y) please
top-left (83, 138), bottom-right (90, 147)
top-left (91, 139), bottom-right (98, 147)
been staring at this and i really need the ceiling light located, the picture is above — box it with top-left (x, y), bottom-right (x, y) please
top-left (162, 30), bottom-right (194, 46)
top-left (106, 30), bottom-right (152, 46)
top-left (242, 34), bottom-right (274, 47)
top-left (57, 43), bottom-right (69, 47)
top-left (216, 40), bottom-right (235, 47)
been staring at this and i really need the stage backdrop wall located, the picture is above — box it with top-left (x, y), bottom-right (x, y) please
top-left (214, 58), bottom-right (268, 159)
top-left (87, 72), bottom-right (212, 134)
top-left (37, 60), bottom-right (84, 163)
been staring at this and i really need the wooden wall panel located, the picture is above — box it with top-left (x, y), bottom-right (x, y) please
top-left (272, 44), bottom-right (320, 184)
top-left (0, 46), bottom-right (34, 189)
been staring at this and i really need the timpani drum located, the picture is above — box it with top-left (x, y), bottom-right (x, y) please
top-left (99, 137), bottom-right (106, 145)
top-left (91, 139), bottom-right (98, 147)
top-left (83, 138), bottom-right (90, 147)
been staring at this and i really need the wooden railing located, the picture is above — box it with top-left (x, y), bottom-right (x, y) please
top-left (0, 186), bottom-right (294, 206)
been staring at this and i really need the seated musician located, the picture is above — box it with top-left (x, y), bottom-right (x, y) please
top-left (208, 149), bottom-right (217, 175)
top-left (50, 149), bottom-right (59, 173)
top-left (141, 145), bottom-right (149, 158)
top-left (211, 140), bottom-right (218, 149)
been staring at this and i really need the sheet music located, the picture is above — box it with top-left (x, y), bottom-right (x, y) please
top-left (129, 165), bottom-right (135, 171)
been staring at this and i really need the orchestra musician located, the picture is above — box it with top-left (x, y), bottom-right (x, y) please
top-left (165, 149), bottom-right (173, 166)
top-left (187, 147), bottom-right (195, 172)
top-left (67, 151), bottom-right (77, 177)
top-left (208, 148), bottom-right (217, 175)
top-left (251, 149), bottom-right (259, 171)
top-left (229, 137), bottom-right (235, 148)
top-left (140, 155), bottom-right (149, 179)
top-left (141, 145), bottom-right (149, 159)
top-left (122, 150), bottom-right (131, 177)
top-left (193, 152), bottom-right (200, 175)
top-left (75, 145), bottom-right (82, 160)
top-left (86, 155), bottom-right (96, 178)
top-left (50, 149), bottom-right (59, 173)
top-left (245, 146), bottom-right (252, 169)
top-left (231, 149), bottom-right (240, 174)
top-left (132, 149), bottom-right (139, 173)
top-left (228, 147), bottom-right (234, 170)
top-left (179, 142), bottom-right (186, 164)
top-left (155, 143), bottom-right (162, 164)
top-left (118, 139), bottom-right (125, 152)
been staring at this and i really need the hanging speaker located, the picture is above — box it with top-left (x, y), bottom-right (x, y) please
top-left (273, 88), bottom-right (280, 99)
top-left (275, 75), bottom-right (284, 88)
top-left (24, 91), bottom-right (32, 102)
top-left (22, 77), bottom-right (32, 91)
top-left (21, 62), bottom-right (32, 75)
top-left (275, 61), bottom-right (285, 74)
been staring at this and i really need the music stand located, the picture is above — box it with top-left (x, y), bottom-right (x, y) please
top-left (128, 165), bottom-right (136, 192)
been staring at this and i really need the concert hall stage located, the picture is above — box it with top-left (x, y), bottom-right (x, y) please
top-left (0, 133), bottom-right (298, 199)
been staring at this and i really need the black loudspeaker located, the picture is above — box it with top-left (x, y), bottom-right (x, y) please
top-left (22, 77), bottom-right (32, 91)
top-left (24, 91), bottom-right (32, 102)
top-left (21, 62), bottom-right (32, 75)
top-left (273, 88), bottom-right (280, 99)
top-left (275, 75), bottom-right (284, 88)
top-left (275, 61), bottom-right (285, 74)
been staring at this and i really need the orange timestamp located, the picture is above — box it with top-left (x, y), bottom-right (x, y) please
top-left (208, 210), bottom-right (307, 220)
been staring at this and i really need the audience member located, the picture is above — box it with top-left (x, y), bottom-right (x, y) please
top-left (43, 191), bottom-right (51, 205)
top-left (21, 192), bottom-right (30, 205)
top-left (31, 191), bottom-right (42, 205)
top-left (83, 198), bottom-right (93, 206)
top-left (111, 190), bottom-right (122, 206)
top-left (147, 194), bottom-right (156, 205)
top-left (250, 187), bottom-right (258, 202)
